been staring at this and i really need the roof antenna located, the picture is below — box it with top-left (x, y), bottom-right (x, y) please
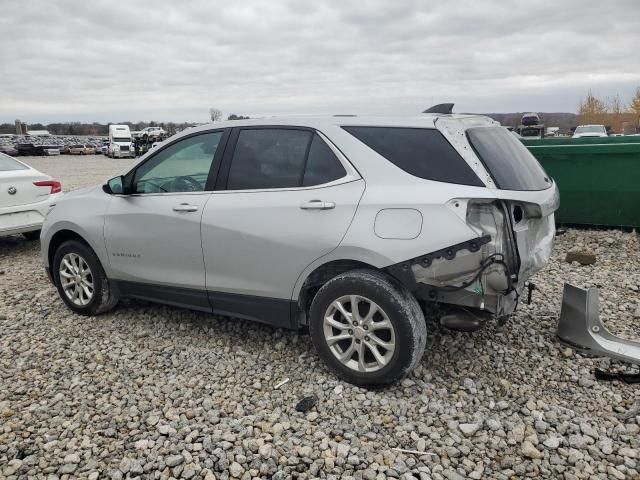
top-left (423, 103), bottom-right (454, 114)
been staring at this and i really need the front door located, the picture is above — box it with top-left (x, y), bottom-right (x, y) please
top-left (104, 130), bottom-right (226, 308)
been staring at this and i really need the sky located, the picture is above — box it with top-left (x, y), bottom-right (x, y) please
top-left (1, 0), bottom-right (639, 124)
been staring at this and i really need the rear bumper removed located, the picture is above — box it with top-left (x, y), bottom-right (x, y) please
top-left (384, 191), bottom-right (557, 319)
top-left (557, 284), bottom-right (640, 364)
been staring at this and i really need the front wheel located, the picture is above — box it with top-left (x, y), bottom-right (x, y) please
top-left (53, 240), bottom-right (118, 316)
top-left (309, 269), bottom-right (426, 387)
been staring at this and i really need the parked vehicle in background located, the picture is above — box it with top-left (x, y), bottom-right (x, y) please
top-left (83, 144), bottom-right (97, 155)
top-left (521, 112), bottom-right (540, 126)
top-left (138, 126), bottom-right (167, 142)
top-left (107, 125), bottom-right (135, 158)
top-left (17, 142), bottom-right (42, 156)
top-left (572, 125), bottom-right (608, 138)
top-left (519, 127), bottom-right (544, 139)
top-left (41, 113), bottom-right (558, 386)
top-left (0, 153), bottom-right (62, 240)
top-left (516, 113), bottom-right (545, 139)
top-left (68, 144), bottom-right (86, 155)
top-left (0, 144), bottom-right (19, 156)
top-left (43, 146), bottom-right (61, 156)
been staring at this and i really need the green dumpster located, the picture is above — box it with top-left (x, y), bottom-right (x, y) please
top-left (522, 136), bottom-right (640, 228)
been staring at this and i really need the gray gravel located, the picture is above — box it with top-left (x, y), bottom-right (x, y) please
top-left (1, 155), bottom-right (639, 479)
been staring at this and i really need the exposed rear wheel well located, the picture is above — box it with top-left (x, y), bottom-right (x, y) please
top-left (48, 230), bottom-right (91, 271)
top-left (298, 260), bottom-right (378, 320)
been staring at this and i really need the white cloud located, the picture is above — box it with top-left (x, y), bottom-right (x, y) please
top-left (1, 0), bottom-right (639, 122)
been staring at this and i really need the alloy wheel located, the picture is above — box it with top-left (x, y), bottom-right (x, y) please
top-left (59, 253), bottom-right (94, 306)
top-left (323, 295), bottom-right (396, 372)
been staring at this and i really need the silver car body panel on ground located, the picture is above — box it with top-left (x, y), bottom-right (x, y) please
top-left (41, 114), bottom-right (558, 325)
top-left (558, 284), bottom-right (640, 364)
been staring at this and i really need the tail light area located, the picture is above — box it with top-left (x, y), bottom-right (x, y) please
top-left (411, 199), bottom-right (520, 316)
top-left (33, 179), bottom-right (62, 194)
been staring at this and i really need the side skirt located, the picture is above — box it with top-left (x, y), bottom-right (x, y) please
top-left (112, 280), bottom-right (297, 329)
top-left (114, 280), bottom-right (212, 312)
top-left (207, 290), bottom-right (296, 330)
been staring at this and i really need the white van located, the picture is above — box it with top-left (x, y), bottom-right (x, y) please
top-left (108, 125), bottom-right (135, 158)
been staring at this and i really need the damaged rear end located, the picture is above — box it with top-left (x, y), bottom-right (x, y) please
top-left (393, 118), bottom-right (559, 325)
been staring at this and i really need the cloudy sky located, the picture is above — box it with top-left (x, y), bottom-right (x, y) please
top-left (1, 0), bottom-right (639, 123)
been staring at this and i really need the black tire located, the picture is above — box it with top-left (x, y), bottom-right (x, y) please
top-left (22, 230), bottom-right (41, 241)
top-left (52, 240), bottom-right (118, 316)
top-left (309, 269), bottom-right (426, 387)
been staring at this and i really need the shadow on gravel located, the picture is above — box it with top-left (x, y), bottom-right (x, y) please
top-left (0, 236), bottom-right (41, 271)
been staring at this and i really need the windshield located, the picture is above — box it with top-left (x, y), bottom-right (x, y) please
top-left (113, 137), bottom-right (130, 143)
top-left (0, 152), bottom-right (28, 171)
top-left (467, 127), bottom-right (551, 191)
top-left (575, 126), bottom-right (605, 134)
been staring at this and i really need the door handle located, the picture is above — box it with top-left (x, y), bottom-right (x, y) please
top-left (300, 200), bottom-right (335, 210)
top-left (172, 203), bottom-right (199, 212)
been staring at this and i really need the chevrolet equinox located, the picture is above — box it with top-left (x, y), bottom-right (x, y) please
top-left (41, 114), bottom-right (558, 386)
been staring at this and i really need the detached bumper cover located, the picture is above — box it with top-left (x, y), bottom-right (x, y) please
top-left (557, 283), bottom-right (640, 364)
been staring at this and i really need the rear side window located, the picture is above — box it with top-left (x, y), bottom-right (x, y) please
top-left (227, 129), bottom-right (347, 190)
top-left (303, 134), bottom-right (346, 187)
top-left (0, 152), bottom-right (27, 171)
top-left (342, 126), bottom-right (483, 186)
top-left (467, 127), bottom-right (551, 191)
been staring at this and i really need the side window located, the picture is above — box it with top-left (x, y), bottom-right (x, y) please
top-left (342, 126), bottom-right (484, 186)
top-left (302, 134), bottom-right (347, 186)
top-left (227, 129), bottom-right (312, 190)
top-left (133, 132), bottom-right (222, 193)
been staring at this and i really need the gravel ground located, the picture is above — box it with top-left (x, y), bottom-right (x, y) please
top-left (1, 155), bottom-right (639, 479)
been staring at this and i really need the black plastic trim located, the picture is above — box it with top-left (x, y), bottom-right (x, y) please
top-left (111, 280), bottom-right (298, 329)
top-left (423, 103), bottom-right (454, 114)
top-left (208, 290), bottom-right (296, 329)
top-left (114, 280), bottom-right (212, 312)
top-left (384, 235), bottom-right (492, 291)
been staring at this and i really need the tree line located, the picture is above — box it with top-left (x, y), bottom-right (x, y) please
top-left (577, 88), bottom-right (640, 133)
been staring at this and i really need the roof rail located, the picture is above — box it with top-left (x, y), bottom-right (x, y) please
top-left (423, 103), bottom-right (454, 114)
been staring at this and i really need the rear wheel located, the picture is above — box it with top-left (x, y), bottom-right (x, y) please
top-left (22, 230), bottom-right (41, 241)
top-left (309, 269), bottom-right (426, 387)
top-left (53, 240), bottom-right (118, 316)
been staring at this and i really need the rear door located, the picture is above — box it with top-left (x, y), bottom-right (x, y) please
top-left (201, 127), bottom-right (364, 324)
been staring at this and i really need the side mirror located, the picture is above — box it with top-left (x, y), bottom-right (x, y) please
top-left (103, 175), bottom-right (125, 195)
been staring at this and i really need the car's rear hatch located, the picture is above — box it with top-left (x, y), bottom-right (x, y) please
top-left (437, 117), bottom-right (559, 284)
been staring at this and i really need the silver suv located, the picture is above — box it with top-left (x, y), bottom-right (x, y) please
top-left (41, 114), bottom-right (558, 386)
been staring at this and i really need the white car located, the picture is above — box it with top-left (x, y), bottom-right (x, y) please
top-left (572, 125), bottom-right (608, 138)
top-left (139, 127), bottom-right (167, 141)
top-left (0, 153), bottom-right (62, 240)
